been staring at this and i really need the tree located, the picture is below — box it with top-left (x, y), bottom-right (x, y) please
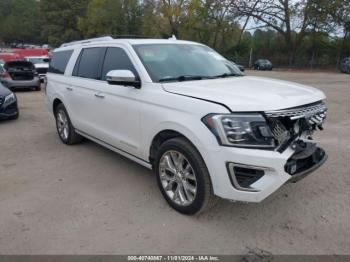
top-left (40, 0), bottom-right (89, 47)
top-left (234, 0), bottom-right (315, 65)
top-left (78, 0), bottom-right (143, 38)
top-left (0, 0), bottom-right (42, 44)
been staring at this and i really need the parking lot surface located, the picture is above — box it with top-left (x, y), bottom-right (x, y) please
top-left (0, 71), bottom-right (349, 255)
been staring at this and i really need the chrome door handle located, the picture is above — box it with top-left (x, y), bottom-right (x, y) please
top-left (66, 87), bottom-right (73, 91)
top-left (94, 93), bottom-right (105, 99)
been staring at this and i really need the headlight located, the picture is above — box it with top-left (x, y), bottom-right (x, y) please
top-left (4, 93), bottom-right (16, 104)
top-left (202, 113), bottom-right (276, 149)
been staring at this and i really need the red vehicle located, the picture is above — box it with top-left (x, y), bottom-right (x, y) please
top-left (0, 53), bottom-right (21, 63)
top-left (12, 48), bottom-right (49, 58)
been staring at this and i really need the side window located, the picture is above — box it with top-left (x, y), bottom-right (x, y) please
top-left (101, 47), bottom-right (138, 81)
top-left (48, 50), bottom-right (73, 74)
top-left (74, 48), bottom-right (105, 80)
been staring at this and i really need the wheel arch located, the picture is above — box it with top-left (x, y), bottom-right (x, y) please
top-left (53, 98), bottom-right (63, 114)
top-left (148, 128), bottom-right (207, 169)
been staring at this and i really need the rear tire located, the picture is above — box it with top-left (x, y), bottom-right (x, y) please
top-left (54, 103), bottom-right (83, 145)
top-left (35, 86), bottom-right (41, 91)
top-left (155, 137), bottom-right (216, 215)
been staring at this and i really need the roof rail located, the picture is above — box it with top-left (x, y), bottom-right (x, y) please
top-left (112, 35), bottom-right (152, 39)
top-left (60, 36), bottom-right (114, 48)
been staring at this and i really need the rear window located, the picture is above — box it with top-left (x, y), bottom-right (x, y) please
top-left (5, 61), bottom-right (35, 71)
top-left (49, 50), bottom-right (73, 74)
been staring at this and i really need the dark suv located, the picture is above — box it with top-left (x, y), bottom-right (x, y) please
top-left (340, 57), bottom-right (350, 74)
top-left (253, 59), bottom-right (273, 71)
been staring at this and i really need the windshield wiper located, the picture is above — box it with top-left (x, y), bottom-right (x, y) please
top-left (159, 75), bottom-right (214, 83)
top-left (214, 73), bottom-right (241, 78)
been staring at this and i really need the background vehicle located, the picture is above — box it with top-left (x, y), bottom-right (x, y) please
top-left (0, 52), bottom-right (21, 63)
top-left (230, 61), bottom-right (245, 72)
top-left (25, 56), bottom-right (50, 81)
top-left (340, 57), bottom-right (350, 74)
top-left (253, 59), bottom-right (273, 70)
top-left (1, 61), bottom-right (41, 91)
top-left (47, 37), bottom-right (327, 215)
top-left (0, 83), bottom-right (19, 120)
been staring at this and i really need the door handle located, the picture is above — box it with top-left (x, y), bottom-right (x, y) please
top-left (94, 93), bottom-right (105, 99)
top-left (66, 87), bottom-right (73, 91)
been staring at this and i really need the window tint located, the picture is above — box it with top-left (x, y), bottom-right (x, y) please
top-left (48, 50), bottom-right (73, 74)
top-left (75, 48), bottom-right (105, 79)
top-left (101, 47), bottom-right (137, 80)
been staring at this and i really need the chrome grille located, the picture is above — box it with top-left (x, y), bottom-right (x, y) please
top-left (0, 96), bottom-right (4, 105)
top-left (265, 102), bottom-right (327, 126)
top-left (265, 102), bottom-right (327, 119)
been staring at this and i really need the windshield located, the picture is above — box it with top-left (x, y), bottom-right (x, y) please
top-left (133, 44), bottom-right (243, 82)
top-left (27, 57), bottom-right (50, 64)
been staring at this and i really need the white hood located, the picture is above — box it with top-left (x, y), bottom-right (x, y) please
top-left (162, 76), bottom-right (326, 112)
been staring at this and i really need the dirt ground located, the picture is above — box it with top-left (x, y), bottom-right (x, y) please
top-left (0, 71), bottom-right (349, 255)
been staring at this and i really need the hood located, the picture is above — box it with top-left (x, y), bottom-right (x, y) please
top-left (162, 76), bottom-right (326, 112)
top-left (0, 84), bottom-right (12, 97)
top-left (34, 63), bottom-right (49, 69)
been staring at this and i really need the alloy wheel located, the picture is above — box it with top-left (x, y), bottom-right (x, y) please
top-left (56, 109), bottom-right (69, 141)
top-left (159, 150), bottom-right (197, 206)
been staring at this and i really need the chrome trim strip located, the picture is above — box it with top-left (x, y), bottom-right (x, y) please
top-left (75, 129), bottom-right (152, 170)
top-left (265, 102), bottom-right (327, 119)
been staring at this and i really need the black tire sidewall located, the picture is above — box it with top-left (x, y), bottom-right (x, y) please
top-left (155, 139), bottom-right (208, 215)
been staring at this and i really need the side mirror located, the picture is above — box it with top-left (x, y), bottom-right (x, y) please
top-left (106, 70), bottom-right (141, 89)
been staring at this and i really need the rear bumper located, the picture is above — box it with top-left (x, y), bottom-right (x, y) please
top-left (1, 77), bottom-right (41, 89)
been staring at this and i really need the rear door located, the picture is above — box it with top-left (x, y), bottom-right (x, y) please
top-left (67, 47), bottom-right (106, 137)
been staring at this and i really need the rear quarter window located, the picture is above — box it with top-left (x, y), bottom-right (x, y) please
top-left (49, 50), bottom-right (73, 74)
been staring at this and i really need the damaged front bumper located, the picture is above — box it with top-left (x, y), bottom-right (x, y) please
top-left (285, 141), bottom-right (328, 183)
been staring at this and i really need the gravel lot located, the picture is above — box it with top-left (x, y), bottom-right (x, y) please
top-left (0, 71), bottom-right (349, 255)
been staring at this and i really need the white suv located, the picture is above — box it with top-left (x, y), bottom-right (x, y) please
top-left (46, 36), bottom-right (328, 215)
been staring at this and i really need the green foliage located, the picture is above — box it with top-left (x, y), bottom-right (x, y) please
top-left (78, 0), bottom-right (143, 37)
top-left (0, 0), bottom-right (42, 44)
top-left (40, 0), bottom-right (89, 47)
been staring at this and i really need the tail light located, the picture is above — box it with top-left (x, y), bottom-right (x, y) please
top-left (1, 71), bottom-right (10, 79)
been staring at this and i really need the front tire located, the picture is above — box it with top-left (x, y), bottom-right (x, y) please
top-left (54, 103), bottom-right (83, 145)
top-left (155, 137), bottom-right (216, 215)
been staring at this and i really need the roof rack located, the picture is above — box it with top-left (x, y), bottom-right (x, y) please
top-left (60, 36), bottom-right (114, 48)
top-left (112, 35), bottom-right (152, 39)
top-left (59, 34), bottom-right (177, 48)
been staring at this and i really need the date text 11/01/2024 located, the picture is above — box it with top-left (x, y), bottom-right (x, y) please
top-left (127, 256), bottom-right (220, 261)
